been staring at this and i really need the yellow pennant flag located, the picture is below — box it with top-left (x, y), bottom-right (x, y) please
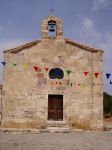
top-left (23, 64), bottom-right (29, 70)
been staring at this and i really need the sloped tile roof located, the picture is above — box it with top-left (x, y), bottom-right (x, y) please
top-left (4, 40), bottom-right (41, 53)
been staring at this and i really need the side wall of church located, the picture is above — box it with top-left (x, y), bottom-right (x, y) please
top-left (0, 85), bottom-right (2, 124)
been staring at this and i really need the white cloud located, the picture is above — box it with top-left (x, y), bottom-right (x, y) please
top-left (82, 18), bottom-right (94, 31)
top-left (92, 0), bottom-right (111, 11)
top-left (80, 17), bottom-right (101, 46)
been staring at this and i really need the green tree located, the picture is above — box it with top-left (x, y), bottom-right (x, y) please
top-left (103, 92), bottom-right (112, 115)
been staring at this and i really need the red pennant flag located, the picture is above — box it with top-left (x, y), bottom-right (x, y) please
top-left (59, 81), bottom-right (62, 85)
top-left (33, 66), bottom-right (38, 72)
top-left (94, 72), bottom-right (99, 78)
top-left (84, 72), bottom-right (89, 76)
top-left (78, 83), bottom-right (80, 87)
top-left (45, 67), bottom-right (49, 71)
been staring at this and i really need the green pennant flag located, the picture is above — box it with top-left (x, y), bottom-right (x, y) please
top-left (79, 71), bottom-right (82, 75)
top-left (66, 70), bottom-right (72, 75)
top-left (13, 64), bottom-right (17, 67)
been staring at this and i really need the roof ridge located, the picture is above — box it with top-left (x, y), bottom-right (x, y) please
top-left (4, 40), bottom-right (41, 53)
top-left (64, 38), bottom-right (103, 52)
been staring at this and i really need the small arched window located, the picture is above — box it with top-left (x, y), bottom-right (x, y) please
top-left (49, 68), bottom-right (64, 79)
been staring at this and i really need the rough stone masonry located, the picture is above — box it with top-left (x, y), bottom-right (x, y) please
top-left (0, 15), bottom-right (103, 130)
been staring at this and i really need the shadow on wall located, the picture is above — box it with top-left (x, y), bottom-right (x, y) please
top-left (0, 85), bottom-right (2, 124)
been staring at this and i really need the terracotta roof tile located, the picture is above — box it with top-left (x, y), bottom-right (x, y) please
top-left (64, 38), bottom-right (103, 52)
top-left (4, 40), bottom-right (41, 53)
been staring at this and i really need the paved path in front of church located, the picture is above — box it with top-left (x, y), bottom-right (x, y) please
top-left (0, 131), bottom-right (112, 150)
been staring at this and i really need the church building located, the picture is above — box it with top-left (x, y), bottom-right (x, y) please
top-left (1, 15), bottom-right (103, 130)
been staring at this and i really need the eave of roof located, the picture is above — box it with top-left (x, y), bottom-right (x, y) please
top-left (3, 40), bottom-right (41, 53)
top-left (3, 38), bottom-right (103, 53)
top-left (64, 38), bottom-right (103, 53)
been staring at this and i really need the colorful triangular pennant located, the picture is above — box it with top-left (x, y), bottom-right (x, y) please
top-left (77, 83), bottom-right (80, 87)
top-left (1, 61), bottom-right (6, 66)
top-left (33, 66), bottom-right (39, 72)
top-left (94, 72), bottom-right (99, 78)
top-left (84, 72), bottom-right (89, 76)
top-left (13, 64), bottom-right (17, 67)
top-left (79, 71), bottom-right (82, 75)
top-left (106, 73), bottom-right (111, 79)
top-left (23, 64), bottom-right (29, 69)
top-left (45, 67), bottom-right (49, 71)
top-left (67, 70), bottom-right (72, 75)
top-left (110, 80), bottom-right (112, 84)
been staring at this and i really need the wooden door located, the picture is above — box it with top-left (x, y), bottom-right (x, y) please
top-left (48, 95), bottom-right (63, 121)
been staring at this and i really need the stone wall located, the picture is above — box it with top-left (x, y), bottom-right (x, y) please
top-left (1, 37), bottom-right (103, 130)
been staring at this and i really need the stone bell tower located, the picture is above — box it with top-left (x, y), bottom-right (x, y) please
top-left (41, 15), bottom-right (63, 39)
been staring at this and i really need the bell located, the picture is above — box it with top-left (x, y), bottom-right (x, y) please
top-left (48, 21), bottom-right (56, 32)
top-left (49, 25), bottom-right (55, 32)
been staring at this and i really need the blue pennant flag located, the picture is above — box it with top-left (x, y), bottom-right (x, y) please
top-left (110, 80), bottom-right (112, 84)
top-left (1, 61), bottom-right (6, 66)
top-left (106, 73), bottom-right (111, 79)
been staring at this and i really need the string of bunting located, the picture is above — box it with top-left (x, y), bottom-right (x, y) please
top-left (0, 61), bottom-right (112, 81)
top-left (50, 81), bottom-right (105, 87)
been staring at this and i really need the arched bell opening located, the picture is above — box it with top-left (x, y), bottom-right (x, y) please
top-left (48, 20), bottom-right (57, 37)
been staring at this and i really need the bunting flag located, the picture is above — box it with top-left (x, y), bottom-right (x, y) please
top-left (0, 62), bottom-right (112, 84)
top-left (110, 80), bottom-right (112, 84)
top-left (1, 61), bottom-right (6, 66)
top-left (106, 73), bottom-right (111, 79)
top-left (84, 72), bottom-right (89, 76)
top-left (13, 64), bottom-right (17, 67)
top-left (23, 64), bottom-right (29, 69)
top-left (90, 72), bottom-right (93, 76)
top-left (79, 72), bottom-right (82, 75)
top-left (94, 72), bottom-right (99, 78)
top-left (67, 70), bottom-right (72, 76)
top-left (33, 66), bottom-right (39, 72)
top-left (77, 83), bottom-right (80, 87)
top-left (45, 67), bottom-right (49, 72)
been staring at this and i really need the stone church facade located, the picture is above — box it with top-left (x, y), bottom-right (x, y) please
top-left (1, 15), bottom-right (103, 130)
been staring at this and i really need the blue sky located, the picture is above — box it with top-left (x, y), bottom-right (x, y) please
top-left (0, 0), bottom-right (112, 94)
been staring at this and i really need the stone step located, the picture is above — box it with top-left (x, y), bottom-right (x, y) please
top-left (46, 121), bottom-right (68, 127)
top-left (46, 127), bottom-right (71, 133)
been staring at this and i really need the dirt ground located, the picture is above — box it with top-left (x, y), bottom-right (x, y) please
top-left (0, 131), bottom-right (112, 150)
